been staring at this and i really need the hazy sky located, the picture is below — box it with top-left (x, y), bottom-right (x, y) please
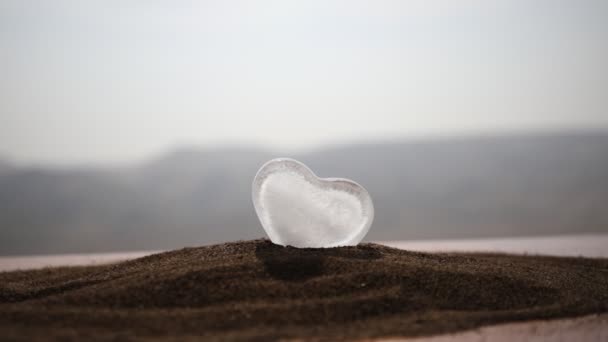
top-left (1, 0), bottom-right (607, 165)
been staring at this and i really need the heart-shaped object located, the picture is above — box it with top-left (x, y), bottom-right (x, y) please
top-left (252, 158), bottom-right (374, 248)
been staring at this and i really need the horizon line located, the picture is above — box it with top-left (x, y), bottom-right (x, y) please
top-left (2, 127), bottom-right (608, 170)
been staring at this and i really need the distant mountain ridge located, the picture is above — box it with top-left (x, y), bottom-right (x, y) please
top-left (0, 160), bottom-right (13, 176)
top-left (1, 132), bottom-right (607, 255)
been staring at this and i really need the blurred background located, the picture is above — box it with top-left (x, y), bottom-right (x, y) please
top-left (1, 0), bottom-right (607, 255)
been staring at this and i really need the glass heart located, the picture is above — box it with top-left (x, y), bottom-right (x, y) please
top-left (252, 158), bottom-right (374, 248)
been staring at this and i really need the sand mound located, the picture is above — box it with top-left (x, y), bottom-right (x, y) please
top-left (1, 239), bottom-right (607, 340)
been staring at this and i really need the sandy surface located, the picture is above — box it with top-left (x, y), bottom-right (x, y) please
top-left (1, 239), bottom-right (607, 341)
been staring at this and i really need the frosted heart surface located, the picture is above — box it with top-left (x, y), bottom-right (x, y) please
top-left (252, 158), bottom-right (374, 248)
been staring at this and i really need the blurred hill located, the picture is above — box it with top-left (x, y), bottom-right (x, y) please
top-left (0, 160), bottom-right (13, 176)
top-left (1, 132), bottom-right (607, 255)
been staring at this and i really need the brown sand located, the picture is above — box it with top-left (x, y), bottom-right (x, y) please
top-left (0, 239), bottom-right (607, 341)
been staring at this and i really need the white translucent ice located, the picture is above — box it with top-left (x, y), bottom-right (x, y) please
top-left (252, 158), bottom-right (374, 248)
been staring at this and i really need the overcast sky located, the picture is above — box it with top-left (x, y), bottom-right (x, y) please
top-left (1, 0), bottom-right (607, 165)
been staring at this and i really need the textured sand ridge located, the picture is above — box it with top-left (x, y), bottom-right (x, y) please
top-left (1, 239), bottom-right (607, 340)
